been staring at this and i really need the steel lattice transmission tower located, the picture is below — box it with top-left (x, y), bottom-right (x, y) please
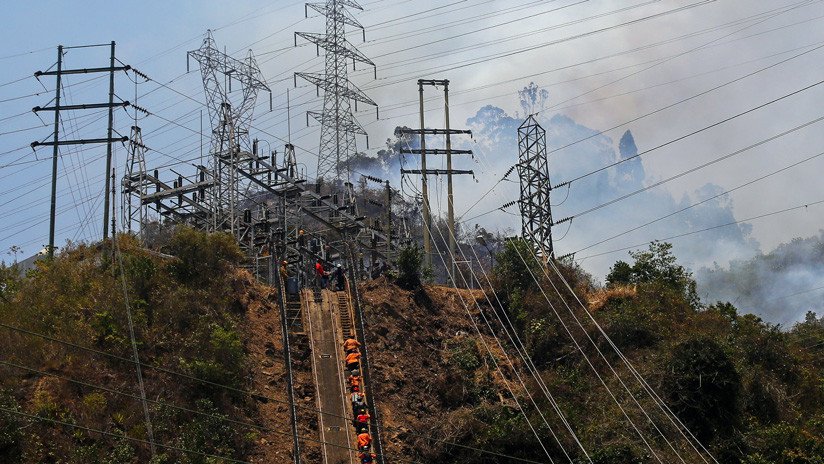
top-left (517, 115), bottom-right (556, 260)
top-left (187, 31), bottom-right (271, 234)
top-left (295, 0), bottom-right (378, 182)
top-left (121, 125), bottom-right (149, 236)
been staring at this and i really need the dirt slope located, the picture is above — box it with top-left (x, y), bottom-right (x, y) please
top-left (359, 277), bottom-right (521, 461)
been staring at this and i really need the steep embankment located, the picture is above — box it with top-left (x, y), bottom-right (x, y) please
top-left (239, 271), bottom-right (320, 463)
top-left (359, 278), bottom-right (523, 461)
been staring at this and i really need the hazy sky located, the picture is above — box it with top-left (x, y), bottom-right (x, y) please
top-left (1, 0), bottom-right (823, 309)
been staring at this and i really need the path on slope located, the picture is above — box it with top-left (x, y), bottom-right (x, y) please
top-left (305, 288), bottom-right (354, 464)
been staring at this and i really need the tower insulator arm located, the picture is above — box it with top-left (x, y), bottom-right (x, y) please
top-left (295, 72), bottom-right (376, 106)
top-left (295, 32), bottom-right (374, 67)
top-left (306, 3), bottom-right (364, 29)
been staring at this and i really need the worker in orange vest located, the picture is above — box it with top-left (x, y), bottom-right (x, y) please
top-left (356, 430), bottom-right (372, 451)
top-left (345, 350), bottom-right (361, 371)
top-left (280, 260), bottom-right (289, 281)
top-left (343, 337), bottom-right (361, 353)
top-left (348, 372), bottom-right (361, 391)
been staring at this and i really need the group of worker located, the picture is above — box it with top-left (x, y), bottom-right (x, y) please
top-left (315, 258), bottom-right (347, 291)
top-left (343, 335), bottom-right (377, 463)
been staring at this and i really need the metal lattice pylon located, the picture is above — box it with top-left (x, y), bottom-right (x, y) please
top-left (188, 31), bottom-right (271, 234)
top-left (296, 0), bottom-right (378, 182)
top-left (122, 125), bottom-right (149, 238)
top-left (517, 115), bottom-right (555, 260)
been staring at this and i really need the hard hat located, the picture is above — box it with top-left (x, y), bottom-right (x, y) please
top-left (337, 263), bottom-right (342, 268)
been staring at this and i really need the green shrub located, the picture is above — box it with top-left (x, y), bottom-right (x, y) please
top-left (0, 264), bottom-right (21, 303)
top-left (167, 227), bottom-right (243, 285)
top-left (102, 440), bottom-right (136, 464)
top-left (209, 324), bottom-right (244, 368)
top-left (176, 399), bottom-right (237, 464)
top-left (181, 324), bottom-right (245, 391)
top-left (664, 337), bottom-right (741, 442)
top-left (449, 338), bottom-right (481, 372)
top-left (92, 310), bottom-right (126, 347)
top-left (0, 391), bottom-right (22, 461)
top-left (397, 244), bottom-right (426, 290)
top-left (585, 444), bottom-right (644, 464)
top-left (492, 238), bottom-right (540, 299)
top-left (744, 422), bottom-right (824, 463)
top-left (606, 242), bottom-right (699, 307)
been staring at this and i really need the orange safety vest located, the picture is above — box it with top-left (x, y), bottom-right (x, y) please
top-left (343, 338), bottom-right (360, 351)
top-left (357, 433), bottom-right (372, 448)
top-left (349, 375), bottom-right (361, 387)
top-left (346, 352), bottom-right (361, 365)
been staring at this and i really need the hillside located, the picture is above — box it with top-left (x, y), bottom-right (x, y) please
top-left (1, 230), bottom-right (823, 463)
top-left (0, 229), bottom-right (315, 463)
top-left (357, 241), bottom-right (824, 463)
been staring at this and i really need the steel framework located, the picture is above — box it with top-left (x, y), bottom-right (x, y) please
top-left (296, 0), bottom-right (377, 182)
top-left (121, 125), bottom-right (149, 236)
top-left (187, 31), bottom-right (271, 235)
top-left (517, 115), bottom-right (555, 260)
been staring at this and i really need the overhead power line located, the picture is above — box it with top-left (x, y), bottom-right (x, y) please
top-left (573, 148), bottom-right (824, 255)
top-left (579, 197), bottom-right (824, 260)
top-left (0, 406), bottom-right (253, 464)
top-left (463, 77), bottom-right (824, 224)
top-left (0, 321), bottom-right (546, 464)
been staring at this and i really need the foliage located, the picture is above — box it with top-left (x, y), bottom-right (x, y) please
top-left (166, 227), bottom-right (243, 285)
top-left (492, 238), bottom-right (540, 299)
top-left (743, 421), bottom-right (824, 464)
top-left (585, 444), bottom-right (644, 464)
top-left (664, 337), bottom-right (741, 442)
top-left (0, 390), bottom-right (22, 461)
top-left (396, 243), bottom-right (427, 290)
top-left (181, 324), bottom-right (245, 391)
top-left (176, 399), bottom-right (239, 464)
top-left (606, 242), bottom-right (699, 306)
top-left (102, 440), bottom-right (137, 464)
top-left (92, 310), bottom-right (126, 347)
top-left (448, 338), bottom-right (482, 372)
top-left (0, 264), bottom-right (21, 303)
top-left (0, 227), bottom-right (256, 462)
